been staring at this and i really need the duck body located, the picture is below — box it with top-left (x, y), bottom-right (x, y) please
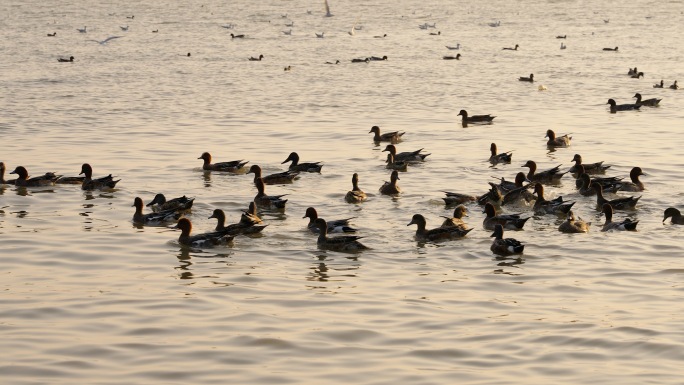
top-left (569, 155), bottom-right (610, 174)
top-left (248, 54), bottom-right (264, 61)
top-left (532, 184), bottom-right (575, 215)
top-left (281, 152), bottom-right (323, 172)
top-left (146, 193), bottom-right (194, 212)
top-left (240, 202), bottom-right (263, 225)
top-left (345, 173), bottom-right (367, 203)
top-left (351, 58), bottom-right (370, 63)
top-left (198, 152), bottom-right (248, 172)
top-left (617, 167), bottom-right (645, 192)
top-left (230, 33), bottom-right (245, 38)
top-left (133, 197), bottom-right (182, 225)
top-left (653, 80), bottom-right (664, 88)
top-left (58, 56), bottom-right (74, 62)
top-left (379, 170), bottom-right (401, 195)
top-left (502, 44), bottom-right (519, 50)
top-left (369, 125), bottom-right (404, 143)
top-left (443, 54), bottom-right (461, 60)
top-left (558, 211), bottom-right (590, 233)
top-left (408, 214), bottom-right (472, 242)
top-left (633, 93), bottom-right (661, 107)
top-left (457, 109), bottom-right (495, 128)
top-left (603, 47), bottom-right (618, 51)
top-left (383, 144), bottom-right (430, 162)
top-left (209, 208), bottom-right (267, 235)
top-left (370, 56), bottom-right (388, 61)
top-left (630, 72), bottom-right (644, 79)
top-left (663, 208), bottom-right (684, 225)
top-left (601, 204), bottom-right (638, 231)
top-left (0, 162), bottom-right (17, 185)
top-left (314, 218), bottom-right (367, 251)
top-left (483, 202), bottom-right (530, 230)
top-left (519, 73), bottom-right (534, 82)
top-left (669, 81), bottom-right (679, 90)
top-left (79, 163), bottom-right (120, 190)
top-left (304, 207), bottom-right (356, 233)
top-left (593, 183), bottom-right (640, 210)
top-left (385, 153), bottom-right (408, 171)
top-left (522, 160), bottom-right (566, 184)
top-left (175, 218), bottom-right (234, 247)
top-left (440, 205), bottom-right (469, 230)
top-left (254, 178), bottom-right (288, 209)
top-left (490, 224), bottom-right (524, 256)
top-left (501, 173), bottom-right (535, 206)
top-left (442, 191), bottom-right (476, 206)
top-left (545, 129), bottom-right (571, 147)
top-left (607, 98), bottom-right (641, 113)
top-left (489, 143), bottom-right (512, 164)
top-left (247, 164), bottom-right (299, 185)
top-left (10, 166), bottom-right (61, 187)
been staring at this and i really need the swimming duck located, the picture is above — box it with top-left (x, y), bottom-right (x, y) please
top-left (617, 167), bottom-right (645, 192)
top-left (545, 129), bottom-right (571, 147)
top-left (325, 60), bottom-right (340, 64)
top-left (663, 208), bottom-right (684, 225)
top-left (132, 197), bottom-right (182, 224)
top-left (558, 211), bottom-right (590, 233)
top-left (246, 164), bottom-right (299, 185)
top-left (198, 152), bottom-right (248, 172)
top-left (374, 34), bottom-right (387, 38)
top-left (601, 204), bottom-right (638, 231)
top-left (314, 218), bottom-right (367, 251)
top-left (633, 93), bottom-right (662, 107)
top-left (79, 163), bottom-right (120, 191)
top-left (603, 47), bottom-right (618, 51)
top-left (284, 66), bottom-right (291, 71)
top-left (408, 214), bottom-right (472, 242)
top-left (208, 208), bottom-right (267, 235)
top-left (429, 31), bottom-right (441, 36)
top-left (440, 205), bottom-right (469, 230)
top-left (532, 184), bottom-right (575, 215)
top-left (556, 35), bottom-right (567, 39)
top-left (351, 58), bottom-right (370, 63)
top-left (490, 224), bottom-right (524, 256)
top-left (669, 81), bottom-right (679, 90)
top-left (653, 80), bottom-right (664, 88)
top-left (457, 109), bottom-right (495, 128)
top-left (522, 160), bottom-right (566, 184)
top-left (47, 32), bottom-right (56, 37)
top-left (628, 67), bottom-right (638, 76)
top-left (501, 173), bottom-right (535, 206)
top-left (345, 173), bottom-right (367, 203)
top-left (483, 202), bottom-right (530, 230)
top-left (443, 54), bottom-right (461, 60)
top-left (281, 152), bottom-right (323, 172)
top-left (10, 166), bottom-right (61, 187)
top-left (58, 56), bottom-right (74, 62)
top-left (254, 178), bottom-right (288, 209)
top-left (240, 202), bottom-right (263, 225)
top-left (442, 191), bottom-right (477, 206)
top-left (502, 44), bottom-right (519, 51)
top-left (385, 153), bottom-right (408, 171)
top-left (489, 143), bottom-right (512, 164)
top-left (77, 26), bottom-right (87, 33)
top-left (174, 218), bottom-right (234, 247)
top-left (630, 72), bottom-right (644, 79)
top-left (304, 207), bottom-right (356, 233)
top-left (477, 183), bottom-right (503, 206)
top-left (248, 54), bottom-right (264, 61)
top-left (382, 144), bottom-right (430, 162)
top-left (369, 125), bottom-right (405, 143)
top-left (0, 162), bottom-right (16, 185)
top-left (379, 170), bottom-right (401, 195)
top-left (593, 183), bottom-right (641, 210)
top-left (607, 98), bottom-right (641, 113)
top-left (569, 154), bottom-right (610, 174)
top-left (230, 33), bottom-right (245, 38)
top-left (146, 193), bottom-right (194, 212)
top-left (370, 56), bottom-right (388, 61)
top-left (574, 166), bottom-right (622, 193)
top-left (519, 73), bottom-right (534, 82)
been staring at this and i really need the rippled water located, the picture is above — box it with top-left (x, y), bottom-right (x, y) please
top-left (2, 0), bottom-right (684, 383)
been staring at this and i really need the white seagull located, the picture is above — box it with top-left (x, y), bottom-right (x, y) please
top-left (90, 36), bottom-right (123, 45)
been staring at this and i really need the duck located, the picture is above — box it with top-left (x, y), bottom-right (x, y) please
top-left (325, 60), bottom-right (340, 65)
top-left (282, 29), bottom-right (292, 35)
top-left (457, 109), bottom-right (495, 128)
top-left (58, 56), bottom-right (74, 62)
top-left (146, 193), bottom-right (194, 212)
top-left (120, 25), bottom-right (129, 31)
top-left (198, 152), bottom-right (248, 172)
top-left (545, 129), bottom-right (571, 147)
top-left (76, 26), bottom-right (87, 33)
top-left (483, 202), bottom-right (530, 230)
top-left (443, 54), bottom-right (461, 60)
top-left (284, 66), bottom-right (291, 71)
top-left (47, 32), bottom-right (56, 37)
top-left (558, 211), bottom-right (590, 233)
top-left (630, 72), bottom-right (644, 79)
top-left (477, 183), bottom-right (503, 206)
top-left (669, 80), bottom-right (679, 90)
top-left (522, 160), bottom-right (566, 184)
top-left (132, 197), bottom-right (182, 224)
top-left (519, 73), bottom-right (534, 82)
top-left (601, 203), bottom-right (638, 231)
top-left (489, 21), bottom-right (501, 27)
top-left (574, 165), bottom-right (623, 193)
top-left (351, 58), bottom-right (370, 63)
top-left (442, 191), bottom-right (477, 206)
top-left (607, 98), bottom-right (641, 113)
top-left (385, 153), bottom-right (408, 171)
top-left (489, 143), bottom-right (512, 164)
top-left (408, 214), bottom-right (472, 242)
top-left (80, 163), bottom-right (120, 190)
top-left (304, 207), bottom-right (356, 233)
top-left (246, 164), bottom-right (299, 185)
top-left (429, 31), bottom-right (441, 36)
top-left (208, 208), bottom-right (267, 235)
top-left (617, 167), bottom-right (645, 192)
top-left (382, 144), bottom-right (430, 162)
top-left (560, 43), bottom-right (566, 50)
top-left (374, 34), bottom-right (387, 38)
top-left (51, 173), bottom-right (85, 184)
top-left (502, 44), bottom-right (519, 51)
top-left (345, 173), bottom-right (367, 203)
top-left (446, 44), bottom-right (460, 50)
top-left (593, 183), bottom-right (641, 210)
top-left (556, 35), bottom-right (567, 39)
top-left (0, 162), bottom-right (16, 185)
top-left (603, 47), bottom-right (618, 51)
top-left (281, 152), bottom-right (323, 172)
top-left (653, 80), bottom-right (664, 88)
top-left (248, 54), bottom-right (264, 61)
top-left (628, 67), bottom-right (638, 76)
top-left (314, 218), bottom-right (367, 251)
top-left (663, 208), bottom-right (684, 225)
top-left (369, 125), bottom-right (405, 143)
top-left (569, 154), bottom-right (610, 174)
top-left (174, 218), bottom-right (234, 247)
top-left (254, 178), bottom-right (288, 209)
top-left (9, 166), bottom-right (61, 187)
top-left (490, 224), bottom-right (525, 256)
top-left (315, 32), bottom-right (325, 38)
top-left (230, 33), bottom-right (245, 38)
top-left (440, 205), bottom-right (469, 230)
top-left (370, 56), bottom-right (388, 61)
top-left (532, 184), bottom-right (575, 215)
top-left (633, 93), bottom-right (662, 107)
top-left (501, 173), bottom-right (535, 206)
top-left (240, 202), bottom-right (263, 225)
top-left (379, 170), bottom-right (401, 195)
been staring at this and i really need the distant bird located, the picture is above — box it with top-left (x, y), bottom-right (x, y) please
top-left (443, 54), bottom-right (461, 60)
top-left (457, 109), bottom-right (495, 128)
top-left (47, 32), bottom-right (56, 37)
top-left (282, 29), bottom-right (292, 35)
top-left (284, 66), bottom-right (291, 71)
top-left (489, 21), bottom-right (501, 27)
top-left (556, 35), bottom-right (567, 39)
top-left (446, 44), bottom-right (460, 50)
top-left (77, 26), bottom-right (87, 33)
top-left (631, 71), bottom-right (644, 79)
top-left (407, 214), bottom-right (472, 242)
top-left (315, 32), bottom-right (325, 38)
top-left (120, 25), bottom-right (129, 31)
top-left (558, 211), bottom-right (590, 233)
top-left (628, 67), bottom-right (638, 76)
top-left (230, 33), bottom-right (245, 38)
top-left (221, 23), bottom-right (235, 29)
top-left (152, 29), bottom-right (158, 33)
top-left (607, 98), bottom-right (641, 113)
top-left (58, 56), bottom-right (74, 62)
top-left (490, 225), bottom-right (524, 256)
top-left (187, 53), bottom-right (191, 57)
top-left (325, 60), bottom-right (340, 64)
top-left (633, 93), bottom-right (662, 107)
top-left (89, 36), bottom-right (122, 45)
top-left (285, 21), bottom-right (294, 27)
top-left (248, 54), bottom-right (264, 61)
top-left (603, 19), bottom-right (610, 23)
top-left (603, 46), bottom-right (618, 51)
top-left (379, 170), bottom-right (401, 195)
top-left (429, 31), bottom-right (441, 35)
top-left (601, 204), bottom-right (639, 232)
top-left (560, 43), bottom-right (566, 49)
top-left (503, 44), bottom-right (519, 50)
top-left (670, 80), bottom-right (679, 90)
top-left (653, 79), bottom-right (664, 88)
top-left (351, 58), bottom-right (369, 63)
top-left (374, 34), bottom-right (387, 38)
top-left (383, 144), bottom-right (430, 162)
top-left (370, 56), bottom-right (388, 61)
top-left (519, 73), bottom-right (534, 82)
top-left (127, 15), bottom-right (134, 19)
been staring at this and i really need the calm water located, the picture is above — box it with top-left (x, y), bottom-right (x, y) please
top-left (2, 0), bottom-right (684, 383)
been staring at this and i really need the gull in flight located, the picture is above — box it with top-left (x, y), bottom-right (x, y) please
top-left (90, 36), bottom-right (123, 45)
top-left (77, 26), bottom-right (87, 33)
